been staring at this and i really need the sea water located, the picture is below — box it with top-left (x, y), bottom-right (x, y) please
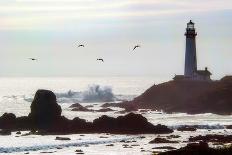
top-left (0, 77), bottom-right (231, 155)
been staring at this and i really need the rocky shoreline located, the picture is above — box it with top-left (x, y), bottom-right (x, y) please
top-left (0, 89), bottom-right (172, 135)
top-left (104, 76), bottom-right (232, 115)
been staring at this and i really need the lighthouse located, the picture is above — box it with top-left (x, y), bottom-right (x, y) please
top-left (184, 20), bottom-right (197, 77)
top-left (173, 20), bottom-right (212, 81)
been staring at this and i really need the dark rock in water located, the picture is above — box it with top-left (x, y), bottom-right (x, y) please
top-left (75, 149), bottom-right (83, 153)
top-left (158, 142), bottom-right (232, 155)
top-left (85, 105), bottom-right (94, 108)
top-left (101, 103), bottom-right (115, 107)
top-left (177, 126), bottom-right (197, 132)
top-left (152, 146), bottom-right (176, 150)
top-left (70, 103), bottom-right (92, 112)
top-left (96, 108), bottom-right (115, 112)
top-left (40, 151), bottom-right (56, 154)
top-left (0, 113), bottom-right (16, 121)
top-left (226, 125), bottom-right (232, 129)
top-left (99, 136), bottom-right (108, 138)
top-left (0, 129), bottom-right (11, 135)
top-left (55, 136), bottom-right (71, 140)
top-left (149, 137), bottom-right (178, 144)
top-left (120, 78), bottom-right (232, 115)
top-left (93, 113), bottom-right (173, 134)
top-left (131, 144), bottom-right (140, 146)
top-left (189, 134), bottom-right (232, 143)
top-left (28, 90), bottom-right (61, 128)
top-left (69, 103), bottom-right (82, 108)
top-left (0, 90), bottom-right (172, 135)
top-left (167, 135), bottom-right (181, 139)
top-left (16, 131), bottom-right (21, 135)
top-left (106, 144), bottom-right (114, 146)
top-left (0, 113), bottom-right (16, 129)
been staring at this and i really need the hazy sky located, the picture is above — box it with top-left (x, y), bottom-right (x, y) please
top-left (0, 0), bottom-right (231, 79)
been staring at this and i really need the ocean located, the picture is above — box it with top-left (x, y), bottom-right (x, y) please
top-left (0, 77), bottom-right (231, 155)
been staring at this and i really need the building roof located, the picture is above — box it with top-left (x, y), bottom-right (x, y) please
top-left (196, 70), bottom-right (212, 76)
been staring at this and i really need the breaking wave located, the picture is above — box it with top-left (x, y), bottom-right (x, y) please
top-left (22, 85), bottom-right (136, 103)
top-left (170, 124), bottom-right (225, 130)
top-left (0, 136), bottom-right (140, 153)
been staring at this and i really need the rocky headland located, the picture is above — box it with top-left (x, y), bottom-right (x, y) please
top-left (110, 76), bottom-right (232, 115)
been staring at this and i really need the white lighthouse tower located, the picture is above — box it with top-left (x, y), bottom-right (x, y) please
top-left (173, 20), bottom-right (212, 81)
top-left (184, 20), bottom-right (197, 77)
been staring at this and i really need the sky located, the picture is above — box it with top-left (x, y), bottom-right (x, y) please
top-left (0, 0), bottom-right (231, 79)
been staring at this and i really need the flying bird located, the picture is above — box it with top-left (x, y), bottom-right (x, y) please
top-left (133, 45), bottom-right (140, 51)
top-left (78, 44), bottom-right (84, 47)
top-left (97, 58), bottom-right (104, 62)
top-left (29, 58), bottom-right (37, 61)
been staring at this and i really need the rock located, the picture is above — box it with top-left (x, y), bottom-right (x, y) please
top-left (75, 149), bottom-right (84, 154)
top-left (56, 147), bottom-right (63, 149)
top-left (131, 144), bottom-right (140, 146)
top-left (0, 129), bottom-right (11, 135)
top-left (189, 134), bottom-right (232, 143)
top-left (40, 151), bottom-right (55, 154)
top-left (70, 103), bottom-right (92, 112)
top-left (28, 90), bottom-right (61, 128)
top-left (186, 142), bottom-right (209, 150)
top-left (16, 131), bottom-right (21, 135)
top-left (157, 142), bottom-right (232, 155)
top-left (152, 146), bottom-right (176, 150)
top-left (149, 138), bottom-right (178, 144)
top-left (96, 108), bottom-right (115, 112)
top-left (167, 135), bottom-right (181, 139)
top-left (92, 113), bottom-right (173, 134)
top-left (120, 79), bottom-right (232, 115)
top-left (0, 113), bottom-right (16, 129)
top-left (177, 126), bottom-right (197, 132)
top-left (101, 103), bottom-right (116, 108)
top-left (226, 125), bottom-right (232, 129)
top-left (122, 144), bottom-right (132, 148)
top-left (0, 90), bottom-right (173, 135)
top-left (106, 144), bottom-right (114, 146)
top-left (99, 136), bottom-right (108, 138)
top-left (55, 137), bottom-right (71, 141)
top-left (69, 103), bottom-right (82, 108)
top-left (0, 113), bottom-right (16, 121)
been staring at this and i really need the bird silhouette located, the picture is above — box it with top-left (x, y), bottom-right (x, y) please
top-left (97, 58), bottom-right (104, 62)
top-left (78, 44), bottom-right (84, 47)
top-left (29, 58), bottom-right (37, 61)
top-left (133, 45), bottom-right (140, 51)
